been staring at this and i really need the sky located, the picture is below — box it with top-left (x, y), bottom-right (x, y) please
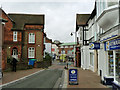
top-left (1, 0), bottom-right (95, 43)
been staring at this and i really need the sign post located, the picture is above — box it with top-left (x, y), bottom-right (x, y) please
top-left (69, 69), bottom-right (78, 85)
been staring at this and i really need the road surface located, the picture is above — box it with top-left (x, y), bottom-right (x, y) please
top-left (2, 61), bottom-right (66, 88)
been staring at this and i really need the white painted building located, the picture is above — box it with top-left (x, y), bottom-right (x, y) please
top-left (52, 43), bottom-right (59, 59)
top-left (96, 0), bottom-right (120, 88)
top-left (76, 0), bottom-right (120, 88)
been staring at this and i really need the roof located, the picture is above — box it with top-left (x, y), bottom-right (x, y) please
top-left (8, 13), bottom-right (45, 30)
top-left (60, 42), bottom-right (77, 46)
top-left (0, 8), bottom-right (14, 22)
top-left (76, 14), bottom-right (90, 26)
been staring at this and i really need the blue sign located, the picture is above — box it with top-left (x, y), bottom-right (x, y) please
top-left (89, 42), bottom-right (100, 50)
top-left (104, 38), bottom-right (120, 51)
top-left (69, 69), bottom-right (77, 82)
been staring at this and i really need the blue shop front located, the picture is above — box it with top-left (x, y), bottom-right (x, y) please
top-left (104, 37), bottom-right (120, 89)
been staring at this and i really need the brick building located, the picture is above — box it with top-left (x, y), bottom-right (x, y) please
top-left (1, 9), bottom-right (45, 69)
top-left (8, 14), bottom-right (45, 61)
top-left (58, 42), bottom-right (76, 62)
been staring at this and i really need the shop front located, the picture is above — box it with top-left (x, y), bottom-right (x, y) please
top-left (104, 37), bottom-right (120, 88)
top-left (89, 42), bottom-right (100, 72)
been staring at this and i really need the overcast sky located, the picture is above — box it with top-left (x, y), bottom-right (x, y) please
top-left (1, 0), bottom-right (95, 43)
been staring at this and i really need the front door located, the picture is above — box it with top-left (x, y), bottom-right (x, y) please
top-left (12, 48), bottom-right (18, 59)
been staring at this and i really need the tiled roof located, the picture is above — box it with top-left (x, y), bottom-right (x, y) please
top-left (8, 14), bottom-right (45, 30)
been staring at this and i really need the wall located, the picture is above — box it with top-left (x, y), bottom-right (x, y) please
top-left (23, 25), bottom-right (44, 61)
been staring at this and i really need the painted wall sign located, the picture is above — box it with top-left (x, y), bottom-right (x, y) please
top-left (104, 38), bottom-right (120, 51)
top-left (69, 69), bottom-right (78, 85)
top-left (89, 42), bottom-right (100, 50)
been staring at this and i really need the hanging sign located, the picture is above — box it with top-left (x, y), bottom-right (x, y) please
top-left (89, 42), bottom-right (100, 50)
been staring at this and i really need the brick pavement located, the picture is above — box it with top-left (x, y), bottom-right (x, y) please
top-left (2, 68), bottom-right (43, 84)
top-left (67, 68), bottom-right (110, 89)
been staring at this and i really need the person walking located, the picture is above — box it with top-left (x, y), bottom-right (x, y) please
top-left (12, 57), bottom-right (18, 72)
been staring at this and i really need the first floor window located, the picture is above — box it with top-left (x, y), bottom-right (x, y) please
top-left (13, 31), bottom-right (17, 42)
top-left (29, 33), bottom-right (35, 43)
top-left (61, 50), bottom-right (65, 54)
top-left (28, 47), bottom-right (35, 58)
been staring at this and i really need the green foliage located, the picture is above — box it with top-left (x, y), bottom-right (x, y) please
top-left (7, 56), bottom-right (13, 64)
top-left (44, 52), bottom-right (52, 61)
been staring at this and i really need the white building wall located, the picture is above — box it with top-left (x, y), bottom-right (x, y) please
top-left (81, 46), bottom-right (90, 70)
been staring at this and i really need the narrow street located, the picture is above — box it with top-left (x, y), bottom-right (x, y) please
top-left (2, 61), bottom-right (66, 88)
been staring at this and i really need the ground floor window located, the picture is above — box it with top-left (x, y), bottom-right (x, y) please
top-left (115, 50), bottom-right (120, 83)
top-left (28, 47), bottom-right (35, 58)
top-left (108, 51), bottom-right (114, 76)
top-left (90, 52), bottom-right (94, 66)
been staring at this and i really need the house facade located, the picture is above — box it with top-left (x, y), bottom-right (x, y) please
top-left (1, 10), bottom-right (45, 69)
top-left (8, 14), bottom-right (45, 61)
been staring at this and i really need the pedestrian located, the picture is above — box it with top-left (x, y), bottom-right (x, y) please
top-left (12, 57), bottom-right (18, 72)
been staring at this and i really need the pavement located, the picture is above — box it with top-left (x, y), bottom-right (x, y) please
top-left (67, 67), bottom-right (110, 89)
top-left (2, 68), bottom-right (43, 84)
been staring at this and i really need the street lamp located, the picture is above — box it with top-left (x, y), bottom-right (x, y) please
top-left (70, 32), bottom-right (77, 67)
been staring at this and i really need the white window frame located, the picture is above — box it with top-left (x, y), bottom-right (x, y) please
top-left (13, 31), bottom-right (17, 42)
top-left (29, 33), bottom-right (35, 43)
top-left (28, 47), bottom-right (35, 58)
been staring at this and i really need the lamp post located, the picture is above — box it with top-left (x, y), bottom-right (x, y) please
top-left (70, 32), bottom-right (77, 67)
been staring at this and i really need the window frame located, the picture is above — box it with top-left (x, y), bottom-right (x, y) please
top-left (13, 31), bottom-right (17, 42)
top-left (28, 33), bottom-right (35, 44)
top-left (28, 47), bottom-right (35, 58)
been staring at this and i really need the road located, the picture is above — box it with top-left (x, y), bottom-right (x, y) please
top-left (2, 61), bottom-right (66, 88)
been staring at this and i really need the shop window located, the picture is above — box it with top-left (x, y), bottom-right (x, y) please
top-left (108, 51), bottom-right (114, 76)
top-left (115, 50), bottom-right (120, 82)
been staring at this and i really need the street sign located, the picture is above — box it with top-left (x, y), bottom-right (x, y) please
top-left (69, 69), bottom-right (78, 85)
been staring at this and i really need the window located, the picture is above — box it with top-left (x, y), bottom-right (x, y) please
top-left (115, 50), bottom-right (120, 82)
top-left (13, 31), bottom-right (17, 42)
top-left (61, 50), bottom-right (65, 54)
top-left (90, 52), bottom-right (94, 66)
top-left (67, 50), bottom-right (72, 55)
top-left (108, 51), bottom-right (114, 76)
top-left (28, 47), bottom-right (35, 58)
top-left (29, 33), bottom-right (35, 43)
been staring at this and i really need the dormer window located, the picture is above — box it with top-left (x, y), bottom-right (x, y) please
top-left (13, 31), bottom-right (17, 42)
top-left (29, 33), bottom-right (35, 43)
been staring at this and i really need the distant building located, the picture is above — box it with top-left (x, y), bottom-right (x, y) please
top-left (58, 42), bottom-right (76, 62)
top-left (44, 36), bottom-right (52, 57)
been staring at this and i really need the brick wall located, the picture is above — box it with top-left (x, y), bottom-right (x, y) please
top-left (58, 47), bottom-right (74, 54)
top-left (23, 25), bottom-right (44, 61)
